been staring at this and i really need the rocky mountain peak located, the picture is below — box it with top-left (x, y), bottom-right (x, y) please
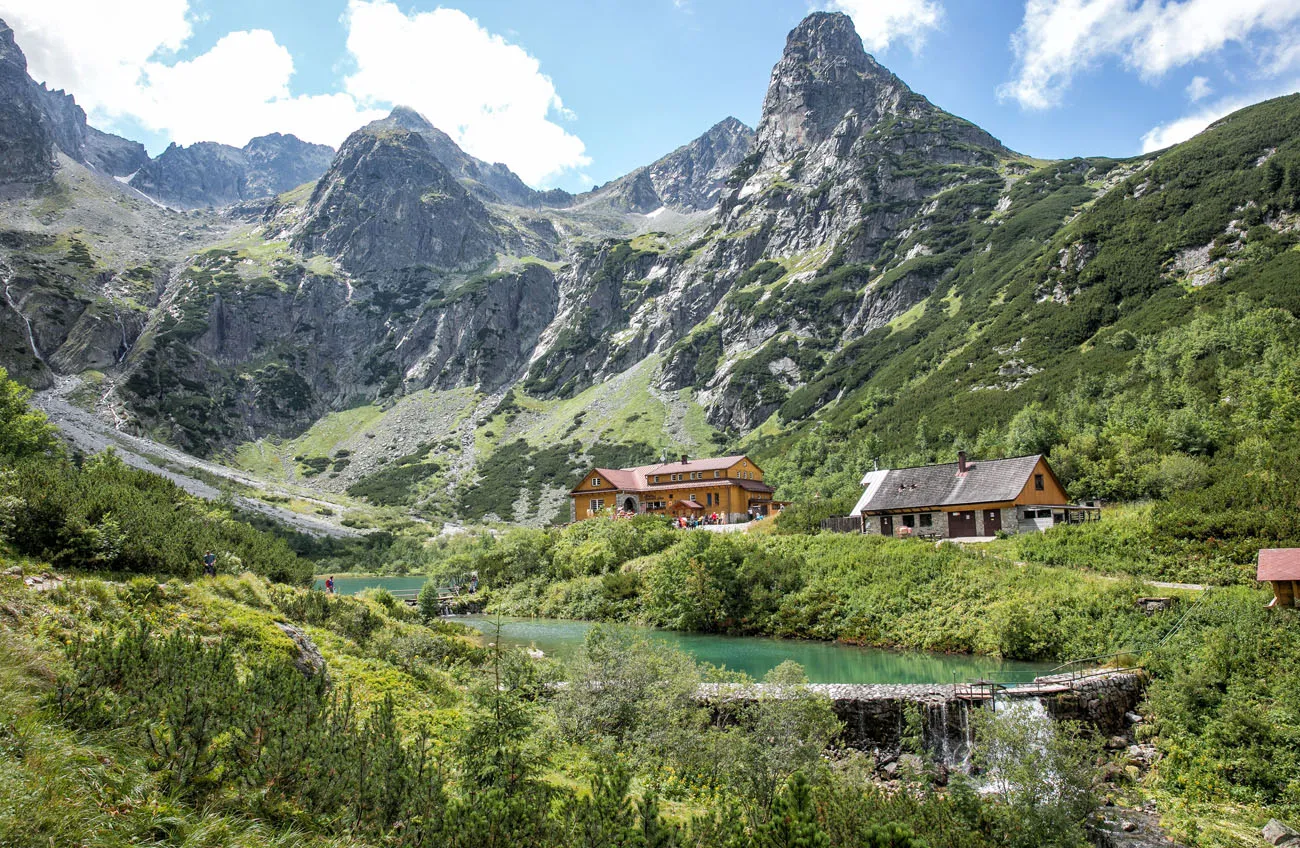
top-left (0, 18), bottom-right (56, 184)
top-left (365, 105), bottom-right (565, 208)
top-left (756, 11), bottom-right (920, 160)
top-left (292, 125), bottom-right (499, 275)
top-left (382, 105), bottom-right (436, 133)
top-left (128, 133), bottom-right (333, 208)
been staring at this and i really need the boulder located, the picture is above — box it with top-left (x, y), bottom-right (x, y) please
top-left (276, 622), bottom-right (326, 677)
top-left (1263, 820), bottom-right (1300, 846)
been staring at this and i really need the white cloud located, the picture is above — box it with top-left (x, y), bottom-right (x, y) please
top-left (0, 0), bottom-right (191, 116)
top-left (826, 0), bottom-right (943, 53)
top-left (1185, 75), bottom-right (1212, 101)
top-left (0, 0), bottom-right (589, 187)
top-left (136, 30), bottom-right (384, 148)
top-left (1140, 79), bottom-right (1300, 151)
top-left (0, 0), bottom-right (377, 149)
top-left (1001, 0), bottom-right (1300, 109)
top-left (342, 0), bottom-right (590, 187)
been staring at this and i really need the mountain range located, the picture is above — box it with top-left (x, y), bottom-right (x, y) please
top-left (1, 11), bottom-right (1298, 527)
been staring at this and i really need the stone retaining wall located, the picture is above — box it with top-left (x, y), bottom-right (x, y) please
top-left (699, 672), bottom-right (1147, 763)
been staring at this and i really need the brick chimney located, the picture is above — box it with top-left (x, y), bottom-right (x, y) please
top-left (957, 450), bottom-right (968, 474)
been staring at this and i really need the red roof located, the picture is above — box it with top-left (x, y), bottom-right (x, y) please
top-left (638, 455), bottom-right (751, 477)
top-left (1259, 549), bottom-right (1300, 581)
top-left (591, 468), bottom-right (641, 490)
top-left (673, 499), bottom-right (704, 509)
top-left (571, 455), bottom-right (765, 494)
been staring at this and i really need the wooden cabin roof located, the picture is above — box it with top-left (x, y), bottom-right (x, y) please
top-left (1258, 549), bottom-right (1300, 581)
top-left (854, 454), bottom-right (1053, 513)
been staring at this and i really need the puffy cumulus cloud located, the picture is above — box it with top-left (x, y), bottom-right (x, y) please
top-left (1140, 79), bottom-right (1300, 151)
top-left (0, 0), bottom-right (379, 149)
top-left (826, 0), bottom-right (944, 53)
top-left (134, 30), bottom-right (383, 147)
top-left (1001, 0), bottom-right (1300, 109)
top-left (1, 0), bottom-right (589, 187)
top-left (0, 0), bottom-right (191, 115)
top-left (342, 0), bottom-right (590, 187)
top-left (1185, 75), bottom-right (1212, 101)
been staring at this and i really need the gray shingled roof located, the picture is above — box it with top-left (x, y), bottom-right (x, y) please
top-left (858, 455), bottom-right (1044, 512)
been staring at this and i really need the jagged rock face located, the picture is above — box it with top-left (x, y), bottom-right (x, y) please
top-left (644, 117), bottom-right (755, 210)
top-left (131, 142), bottom-right (253, 208)
top-left (757, 12), bottom-right (924, 161)
top-left (130, 134), bottom-right (333, 209)
top-left (369, 107), bottom-right (572, 208)
top-left (117, 251), bottom-right (558, 453)
top-left (292, 127), bottom-right (500, 276)
top-left (33, 84), bottom-right (149, 177)
top-left (590, 116), bottom-right (755, 213)
top-left (518, 12), bottom-right (1009, 433)
top-left (0, 20), bottom-right (55, 184)
top-left (240, 133), bottom-right (334, 198)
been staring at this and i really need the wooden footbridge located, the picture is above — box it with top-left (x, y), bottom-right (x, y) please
top-left (387, 576), bottom-right (478, 614)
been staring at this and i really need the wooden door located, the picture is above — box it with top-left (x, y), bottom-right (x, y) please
top-left (947, 510), bottom-right (976, 537)
top-left (879, 515), bottom-right (893, 536)
top-left (984, 509), bottom-right (1002, 534)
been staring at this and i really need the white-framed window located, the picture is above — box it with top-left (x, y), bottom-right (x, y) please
top-left (689, 494), bottom-right (697, 502)
top-left (654, 475), bottom-right (660, 483)
top-left (592, 476), bottom-right (601, 486)
top-left (590, 498), bottom-right (605, 511)
top-left (714, 471), bottom-right (720, 478)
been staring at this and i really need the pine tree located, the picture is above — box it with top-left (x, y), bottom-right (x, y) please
top-left (1266, 158), bottom-right (1284, 195)
top-left (639, 792), bottom-right (680, 848)
top-left (759, 772), bottom-right (829, 848)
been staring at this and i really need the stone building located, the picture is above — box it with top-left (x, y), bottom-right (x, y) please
top-left (851, 452), bottom-right (1099, 539)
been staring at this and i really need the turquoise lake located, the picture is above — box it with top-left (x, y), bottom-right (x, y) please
top-left (317, 575), bottom-right (1053, 685)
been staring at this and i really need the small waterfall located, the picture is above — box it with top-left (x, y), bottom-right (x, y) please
top-left (2, 263), bottom-right (46, 366)
top-left (976, 698), bottom-right (1060, 797)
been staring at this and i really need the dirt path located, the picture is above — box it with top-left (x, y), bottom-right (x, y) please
top-left (31, 377), bottom-right (360, 538)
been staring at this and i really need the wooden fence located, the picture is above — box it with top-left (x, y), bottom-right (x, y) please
top-left (819, 515), bottom-right (863, 534)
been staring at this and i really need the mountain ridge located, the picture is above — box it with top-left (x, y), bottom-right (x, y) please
top-left (1, 11), bottom-right (1298, 529)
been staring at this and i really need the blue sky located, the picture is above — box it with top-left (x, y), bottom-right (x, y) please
top-left (3, 0), bottom-right (1299, 192)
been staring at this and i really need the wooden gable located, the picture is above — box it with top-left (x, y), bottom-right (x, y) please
top-left (1013, 457), bottom-right (1070, 505)
top-left (569, 469), bottom-right (617, 496)
top-left (725, 456), bottom-right (764, 481)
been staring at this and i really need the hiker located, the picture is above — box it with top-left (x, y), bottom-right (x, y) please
top-left (325, 576), bottom-right (335, 595)
top-left (202, 550), bottom-right (216, 577)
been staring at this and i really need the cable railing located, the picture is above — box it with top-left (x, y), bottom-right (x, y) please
top-left (951, 586), bottom-right (1214, 698)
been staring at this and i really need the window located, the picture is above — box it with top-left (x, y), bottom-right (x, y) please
top-left (919, 514), bottom-right (933, 528)
top-left (590, 498), bottom-right (605, 512)
top-left (714, 471), bottom-right (720, 478)
top-left (654, 476), bottom-right (660, 483)
top-left (591, 476), bottom-right (601, 486)
top-left (689, 494), bottom-right (697, 502)
top-left (1034, 473), bottom-right (1045, 491)
top-left (902, 515), bottom-right (916, 528)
